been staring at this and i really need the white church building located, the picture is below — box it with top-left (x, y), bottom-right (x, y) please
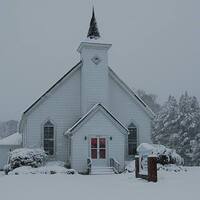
top-left (1, 9), bottom-right (154, 173)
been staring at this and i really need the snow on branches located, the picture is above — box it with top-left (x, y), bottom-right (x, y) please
top-left (152, 92), bottom-right (200, 166)
top-left (5, 148), bottom-right (47, 174)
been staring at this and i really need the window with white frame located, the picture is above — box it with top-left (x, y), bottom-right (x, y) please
top-left (128, 123), bottom-right (137, 155)
top-left (43, 120), bottom-right (54, 156)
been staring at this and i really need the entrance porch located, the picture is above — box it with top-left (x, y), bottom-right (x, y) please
top-left (65, 104), bottom-right (128, 174)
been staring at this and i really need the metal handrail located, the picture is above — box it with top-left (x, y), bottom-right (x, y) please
top-left (110, 158), bottom-right (120, 173)
top-left (87, 157), bottom-right (92, 174)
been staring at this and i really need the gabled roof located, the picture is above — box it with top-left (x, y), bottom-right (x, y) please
top-left (23, 61), bottom-right (82, 115)
top-left (108, 67), bottom-right (155, 118)
top-left (65, 103), bottom-right (129, 136)
top-left (19, 61), bottom-right (82, 133)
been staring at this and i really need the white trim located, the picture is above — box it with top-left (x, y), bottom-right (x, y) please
top-left (88, 135), bottom-right (108, 166)
top-left (41, 118), bottom-right (57, 159)
top-left (77, 42), bottom-right (112, 53)
top-left (127, 122), bottom-right (138, 159)
top-left (22, 118), bottom-right (27, 147)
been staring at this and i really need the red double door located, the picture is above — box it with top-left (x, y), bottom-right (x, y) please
top-left (90, 137), bottom-right (107, 166)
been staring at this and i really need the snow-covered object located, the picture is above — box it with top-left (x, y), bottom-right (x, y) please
top-left (137, 143), bottom-right (183, 165)
top-left (125, 161), bottom-right (135, 173)
top-left (8, 165), bottom-right (77, 175)
top-left (5, 148), bottom-right (47, 173)
top-left (125, 160), bottom-right (186, 173)
top-left (0, 132), bottom-right (22, 145)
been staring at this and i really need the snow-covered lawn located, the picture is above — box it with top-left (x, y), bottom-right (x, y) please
top-left (0, 168), bottom-right (199, 200)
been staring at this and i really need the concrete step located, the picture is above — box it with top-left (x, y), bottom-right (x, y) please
top-left (91, 167), bottom-right (115, 175)
top-left (91, 171), bottom-right (115, 175)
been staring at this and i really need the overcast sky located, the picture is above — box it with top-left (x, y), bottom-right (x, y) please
top-left (0, 0), bottom-right (200, 121)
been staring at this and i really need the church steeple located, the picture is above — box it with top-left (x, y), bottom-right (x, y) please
top-left (78, 8), bottom-right (112, 115)
top-left (87, 7), bottom-right (100, 39)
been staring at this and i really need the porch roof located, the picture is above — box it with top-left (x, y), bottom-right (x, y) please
top-left (64, 103), bottom-right (129, 136)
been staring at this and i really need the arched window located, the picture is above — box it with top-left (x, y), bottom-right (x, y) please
top-left (128, 123), bottom-right (137, 156)
top-left (43, 120), bottom-right (54, 156)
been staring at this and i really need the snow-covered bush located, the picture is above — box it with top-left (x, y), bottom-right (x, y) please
top-left (5, 148), bottom-right (47, 174)
top-left (137, 143), bottom-right (183, 165)
top-left (125, 161), bottom-right (135, 173)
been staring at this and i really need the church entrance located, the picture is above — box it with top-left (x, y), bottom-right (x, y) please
top-left (90, 137), bottom-right (107, 166)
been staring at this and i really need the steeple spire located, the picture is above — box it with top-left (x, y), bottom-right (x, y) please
top-left (87, 7), bottom-right (100, 40)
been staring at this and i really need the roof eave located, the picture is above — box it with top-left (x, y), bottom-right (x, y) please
top-left (23, 61), bottom-right (82, 117)
top-left (77, 42), bottom-right (112, 53)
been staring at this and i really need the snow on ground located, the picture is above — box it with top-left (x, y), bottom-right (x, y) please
top-left (8, 161), bottom-right (76, 175)
top-left (0, 167), bottom-right (199, 200)
top-left (8, 165), bottom-right (76, 175)
top-left (0, 132), bottom-right (22, 145)
top-left (0, 171), bottom-right (4, 177)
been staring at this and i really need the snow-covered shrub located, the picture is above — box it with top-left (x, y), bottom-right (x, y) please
top-left (125, 161), bottom-right (135, 173)
top-left (137, 143), bottom-right (183, 165)
top-left (5, 148), bottom-right (47, 174)
top-left (157, 164), bottom-right (187, 172)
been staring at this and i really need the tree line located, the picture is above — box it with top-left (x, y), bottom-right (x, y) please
top-left (138, 90), bottom-right (200, 166)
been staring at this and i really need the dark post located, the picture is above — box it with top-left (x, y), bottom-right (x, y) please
top-left (148, 155), bottom-right (157, 182)
top-left (135, 155), bottom-right (139, 178)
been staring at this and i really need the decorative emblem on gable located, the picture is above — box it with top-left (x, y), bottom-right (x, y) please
top-left (91, 56), bottom-right (101, 65)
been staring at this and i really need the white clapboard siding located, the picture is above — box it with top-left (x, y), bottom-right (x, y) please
top-left (0, 145), bottom-right (21, 170)
top-left (80, 43), bottom-right (111, 115)
top-left (23, 67), bottom-right (81, 162)
top-left (108, 73), bottom-right (152, 159)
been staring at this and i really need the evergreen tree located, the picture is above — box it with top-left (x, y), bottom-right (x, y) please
top-left (152, 95), bottom-right (179, 147)
top-left (177, 92), bottom-right (200, 165)
top-left (137, 89), bottom-right (161, 114)
top-left (152, 92), bottom-right (200, 166)
top-left (191, 133), bottom-right (200, 165)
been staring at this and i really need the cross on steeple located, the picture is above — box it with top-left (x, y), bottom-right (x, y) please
top-left (87, 7), bottom-right (100, 39)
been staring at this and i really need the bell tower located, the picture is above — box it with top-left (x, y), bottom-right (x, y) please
top-left (77, 8), bottom-right (112, 115)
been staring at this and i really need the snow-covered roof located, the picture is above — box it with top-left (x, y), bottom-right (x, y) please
top-left (0, 132), bottom-right (22, 145)
top-left (77, 41), bottom-right (112, 53)
top-left (80, 37), bottom-right (112, 45)
top-left (65, 103), bottom-right (129, 135)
